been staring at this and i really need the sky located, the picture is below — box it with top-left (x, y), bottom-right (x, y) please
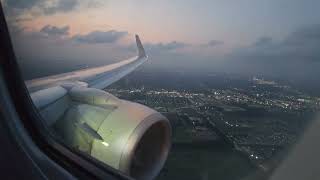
top-left (2, 0), bottom-right (320, 86)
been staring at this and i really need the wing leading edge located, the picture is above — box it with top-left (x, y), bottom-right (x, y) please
top-left (26, 35), bottom-right (148, 93)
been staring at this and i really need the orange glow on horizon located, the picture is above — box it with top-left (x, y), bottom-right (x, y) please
top-left (19, 10), bottom-right (178, 44)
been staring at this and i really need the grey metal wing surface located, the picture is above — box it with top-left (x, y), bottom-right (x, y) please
top-left (26, 35), bottom-right (147, 93)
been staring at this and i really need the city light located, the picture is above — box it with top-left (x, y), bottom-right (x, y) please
top-left (102, 141), bottom-right (109, 147)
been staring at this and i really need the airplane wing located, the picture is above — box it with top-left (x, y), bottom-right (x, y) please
top-left (25, 35), bottom-right (171, 179)
top-left (26, 34), bottom-right (147, 93)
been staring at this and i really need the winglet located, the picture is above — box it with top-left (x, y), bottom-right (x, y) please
top-left (135, 34), bottom-right (146, 58)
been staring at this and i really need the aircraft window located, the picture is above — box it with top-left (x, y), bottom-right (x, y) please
top-left (2, 0), bottom-right (320, 180)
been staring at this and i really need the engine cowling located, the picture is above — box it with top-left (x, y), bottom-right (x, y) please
top-left (53, 86), bottom-right (171, 180)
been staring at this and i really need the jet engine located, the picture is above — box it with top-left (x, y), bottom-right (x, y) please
top-left (33, 86), bottom-right (171, 180)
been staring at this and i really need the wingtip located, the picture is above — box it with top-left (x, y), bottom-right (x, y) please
top-left (135, 34), bottom-right (146, 58)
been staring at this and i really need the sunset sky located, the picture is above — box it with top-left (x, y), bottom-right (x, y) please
top-left (2, 0), bottom-right (320, 82)
top-left (5, 0), bottom-right (320, 44)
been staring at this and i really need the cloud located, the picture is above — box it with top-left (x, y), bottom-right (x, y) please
top-left (85, 0), bottom-right (106, 8)
top-left (72, 30), bottom-right (128, 44)
top-left (2, 0), bottom-right (38, 17)
top-left (254, 37), bottom-right (273, 47)
top-left (41, 0), bottom-right (78, 15)
top-left (218, 24), bottom-right (320, 82)
top-left (146, 41), bottom-right (189, 52)
top-left (4, 0), bottom-right (40, 9)
top-left (204, 40), bottom-right (224, 47)
top-left (269, 24), bottom-right (320, 62)
top-left (40, 25), bottom-right (70, 37)
top-left (230, 24), bottom-right (320, 62)
top-left (3, 0), bottom-right (80, 16)
top-left (283, 24), bottom-right (320, 47)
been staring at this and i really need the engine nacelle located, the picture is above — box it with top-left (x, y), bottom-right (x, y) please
top-left (52, 87), bottom-right (171, 180)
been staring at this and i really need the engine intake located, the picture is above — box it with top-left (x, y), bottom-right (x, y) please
top-left (50, 87), bottom-right (171, 180)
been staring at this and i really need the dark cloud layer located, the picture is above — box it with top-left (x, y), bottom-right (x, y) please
top-left (72, 30), bottom-right (128, 44)
top-left (205, 40), bottom-right (224, 47)
top-left (229, 24), bottom-right (320, 62)
top-left (219, 24), bottom-right (320, 83)
top-left (285, 24), bottom-right (320, 46)
top-left (146, 41), bottom-right (189, 52)
top-left (254, 37), bottom-right (273, 47)
top-left (40, 25), bottom-right (70, 36)
top-left (8, 20), bottom-right (320, 86)
top-left (5, 0), bottom-right (40, 9)
top-left (3, 0), bottom-right (79, 16)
